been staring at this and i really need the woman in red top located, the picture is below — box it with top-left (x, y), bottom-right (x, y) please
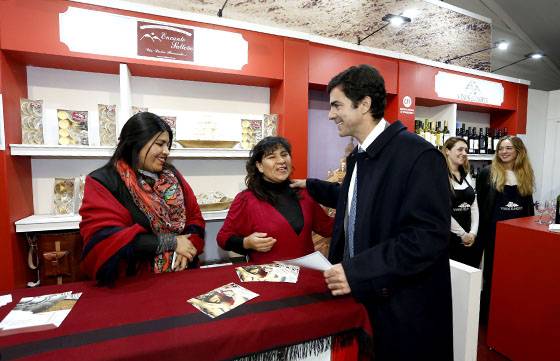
top-left (80, 112), bottom-right (205, 285)
top-left (217, 136), bottom-right (333, 263)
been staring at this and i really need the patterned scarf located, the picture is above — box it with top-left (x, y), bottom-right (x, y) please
top-left (116, 159), bottom-right (186, 235)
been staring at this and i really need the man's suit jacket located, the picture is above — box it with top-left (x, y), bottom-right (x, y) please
top-left (307, 121), bottom-right (453, 361)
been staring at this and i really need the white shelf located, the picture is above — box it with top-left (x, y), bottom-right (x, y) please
top-left (15, 210), bottom-right (229, 233)
top-left (10, 144), bottom-right (250, 158)
top-left (468, 154), bottom-right (493, 161)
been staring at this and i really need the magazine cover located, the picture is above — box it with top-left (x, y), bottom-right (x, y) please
top-left (235, 264), bottom-right (299, 283)
top-left (0, 291), bottom-right (81, 336)
top-left (188, 283), bottom-right (258, 318)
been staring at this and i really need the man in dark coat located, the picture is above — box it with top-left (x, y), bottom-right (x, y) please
top-left (293, 65), bottom-right (453, 360)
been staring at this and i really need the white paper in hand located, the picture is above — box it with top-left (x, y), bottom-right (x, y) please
top-left (275, 251), bottom-right (332, 271)
top-left (0, 294), bottom-right (12, 308)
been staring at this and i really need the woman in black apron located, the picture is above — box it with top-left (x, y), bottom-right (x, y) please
top-left (442, 137), bottom-right (480, 267)
top-left (476, 136), bottom-right (534, 322)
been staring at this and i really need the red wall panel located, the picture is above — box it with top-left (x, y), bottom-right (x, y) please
top-left (0, 52), bottom-right (33, 290)
top-left (309, 44), bottom-right (398, 94)
top-left (271, 38), bottom-right (309, 178)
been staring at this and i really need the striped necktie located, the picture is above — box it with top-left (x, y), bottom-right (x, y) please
top-left (344, 148), bottom-right (366, 260)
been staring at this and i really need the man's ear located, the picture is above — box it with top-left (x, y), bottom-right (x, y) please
top-left (360, 96), bottom-right (372, 115)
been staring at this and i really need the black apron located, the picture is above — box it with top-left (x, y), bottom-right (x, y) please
top-left (449, 176), bottom-right (479, 267)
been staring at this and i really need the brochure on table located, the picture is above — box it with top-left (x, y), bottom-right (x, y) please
top-left (0, 291), bottom-right (81, 336)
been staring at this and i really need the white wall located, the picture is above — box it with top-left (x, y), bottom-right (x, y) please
top-left (540, 90), bottom-right (560, 200)
top-left (26, 66), bottom-right (269, 214)
top-left (525, 89), bottom-right (549, 201)
top-left (526, 89), bottom-right (560, 201)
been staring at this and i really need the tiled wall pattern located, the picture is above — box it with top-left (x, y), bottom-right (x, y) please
top-left (129, 0), bottom-right (492, 71)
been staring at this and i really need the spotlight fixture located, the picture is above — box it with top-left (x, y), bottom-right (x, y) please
top-left (217, 0), bottom-right (229, 17)
top-left (357, 14), bottom-right (412, 46)
top-left (491, 52), bottom-right (545, 72)
top-left (442, 40), bottom-right (509, 64)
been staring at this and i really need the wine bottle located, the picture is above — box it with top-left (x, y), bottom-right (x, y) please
top-left (493, 128), bottom-right (501, 151)
top-left (435, 121), bottom-right (442, 149)
top-left (554, 194), bottom-right (560, 224)
top-left (479, 128), bottom-right (487, 154)
top-left (472, 128), bottom-right (479, 154)
top-left (461, 123), bottom-right (468, 143)
top-left (442, 120), bottom-right (450, 145)
top-left (418, 120), bottom-right (425, 139)
top-left (429, 121), bottom-right (436, 147)
top-left (468, 128), bottom-right (476, 154)
top-left (486, 128), bottom-right (494, 154)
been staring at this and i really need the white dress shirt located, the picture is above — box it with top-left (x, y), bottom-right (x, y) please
top-left (346, 118), bottom-right (387, 219)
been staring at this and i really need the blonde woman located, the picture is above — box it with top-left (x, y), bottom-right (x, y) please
top-left (442, 137), bottom-right (480, 268)
top-left (476, 135), bottom-right (534, 322)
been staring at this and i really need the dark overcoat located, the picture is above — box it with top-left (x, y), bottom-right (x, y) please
top-left (307, 121), bottom-right (453, 361)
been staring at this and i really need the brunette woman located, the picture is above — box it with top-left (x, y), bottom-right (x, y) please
top-left (217, 136), bottom-right (333, 263)
top-left (476, 135), bottom-right (534, 320)
top-left (442, 137), bottom-right (480, 268)
top-left (80, 112), bottom-right (205, 285)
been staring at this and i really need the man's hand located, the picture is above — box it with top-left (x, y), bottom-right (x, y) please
top-left (290, 179), bottom-right (307, 189)
top-left (243, 232), bottom-right (277, 252)
top-left (461, 233), bottom-right (476, 247)
top-left (324, 263), bottom-right (351, 296)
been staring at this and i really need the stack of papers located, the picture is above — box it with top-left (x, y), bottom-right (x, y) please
top-left (235, 264), bottom-right (299, 283)
top-left (0, 291), bottom-right (81, 336)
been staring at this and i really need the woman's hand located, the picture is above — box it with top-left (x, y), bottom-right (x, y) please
top-left (243, 232), bottom-right (277, 252)
top-left (173, 254), bottom-right (188, 271)
top-left (461, 233), bottom-right (476, 247)
top-left (290, 179), bottom-right (307, 189)
top-left (175, 234), bottom-right (197, 262)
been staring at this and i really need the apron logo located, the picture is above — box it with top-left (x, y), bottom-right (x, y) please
top-left (453, 202), bottom-right (471, 212)
top-left (500, 201), bottom-right (522, 211)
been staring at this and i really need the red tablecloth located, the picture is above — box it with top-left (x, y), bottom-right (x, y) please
top-left (487, 216), bottom-right (560, 361)
top-left (0, 265), bottom-right (371, 361)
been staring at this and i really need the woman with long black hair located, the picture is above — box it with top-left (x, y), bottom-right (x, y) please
top-left (80, 112), bottom-right (205, 285)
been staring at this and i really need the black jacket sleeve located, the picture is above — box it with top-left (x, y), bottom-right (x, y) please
top-left (306, 178), bottom-right (341, 209)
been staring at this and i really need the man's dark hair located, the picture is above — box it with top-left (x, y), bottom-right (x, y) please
top-left (108, 111), bottom-right (173, 171)
top-left (327, 64), bottom-right (386, 119)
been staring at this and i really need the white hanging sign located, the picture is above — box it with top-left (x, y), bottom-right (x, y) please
top-left (435, 71), bottom-right (504, 106)
top-left (59, 7), bottom-right (248, 70)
